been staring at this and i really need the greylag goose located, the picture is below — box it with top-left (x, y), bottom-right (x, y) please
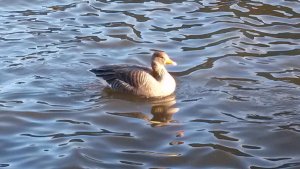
top-left (90, 51), bottom-right (177, 98)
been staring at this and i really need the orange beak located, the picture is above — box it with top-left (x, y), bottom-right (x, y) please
top-left (166, 58), bottom-right (177, 66)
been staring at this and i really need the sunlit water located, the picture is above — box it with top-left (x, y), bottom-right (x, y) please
top-left (1, 0), bottom-right (300, 168)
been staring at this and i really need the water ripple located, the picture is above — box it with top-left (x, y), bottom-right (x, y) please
top-left (21, 129), bottom-right (132, 139)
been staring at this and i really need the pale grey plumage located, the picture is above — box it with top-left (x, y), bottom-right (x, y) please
top-left (90, 51), bottom-right (177, 98)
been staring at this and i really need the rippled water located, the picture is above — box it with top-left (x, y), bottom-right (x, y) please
top-left (1, 0), bottom-right (300, 168)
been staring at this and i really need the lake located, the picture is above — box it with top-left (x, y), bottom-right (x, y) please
top-left (0, 0), bottom-right (300, 168)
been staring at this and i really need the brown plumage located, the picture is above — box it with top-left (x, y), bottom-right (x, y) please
top-left (90, 51), bottom-right (177, 98)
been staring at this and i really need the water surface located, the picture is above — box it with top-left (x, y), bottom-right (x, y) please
top-left (0, 0), bottom-right (300, 168)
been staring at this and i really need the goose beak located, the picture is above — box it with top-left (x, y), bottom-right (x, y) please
top-left (166, 58), bottom-right (177, 66)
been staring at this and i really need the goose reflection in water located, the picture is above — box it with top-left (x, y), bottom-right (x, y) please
top-left (107, 94), bottom-right (179, 127)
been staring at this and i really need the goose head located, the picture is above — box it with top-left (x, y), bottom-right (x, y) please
top-left (151, 51), bottom-right (177, 66)
top-left (151, 51), bottom-right (176, 80)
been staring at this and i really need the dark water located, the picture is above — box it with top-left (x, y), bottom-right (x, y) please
top-left (1, 0), bottom-right (300, 168)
